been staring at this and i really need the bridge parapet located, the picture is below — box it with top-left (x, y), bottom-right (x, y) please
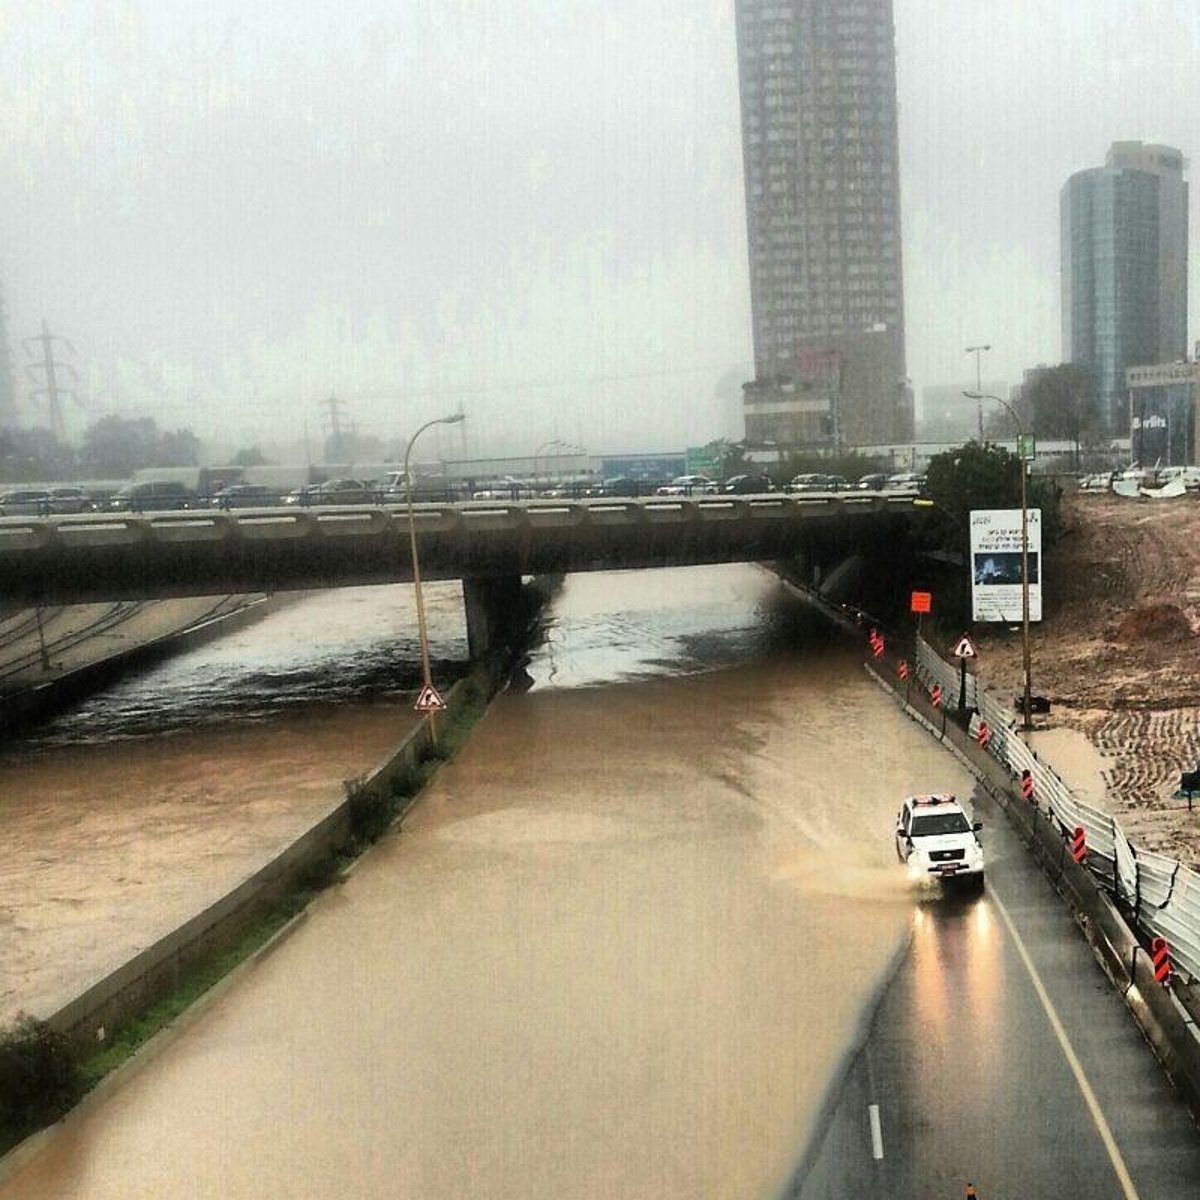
top-left (0, 493), bottom-right (924, 603)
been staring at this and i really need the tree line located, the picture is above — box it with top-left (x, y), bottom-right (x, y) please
top-left (993, 363), bottom-right (1101, 465)
top-left (0, 416), bottom-right (205, 482)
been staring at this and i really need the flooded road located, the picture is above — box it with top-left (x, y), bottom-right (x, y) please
top-left (0, 583), bottom-right (467, 1024)
top-left (1, 565), bottom-right (975, 1198)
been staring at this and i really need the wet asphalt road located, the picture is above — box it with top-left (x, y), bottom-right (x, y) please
top-left (785, 780), bottom-right (1200, 1199)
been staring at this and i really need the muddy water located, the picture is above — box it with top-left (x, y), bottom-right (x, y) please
top-left (0, 582), bottom-right (467, 1025)
top-left (1027, 726), bottom-right (1114, 811)
top-left (0, 565), bottom-right (975, 1199)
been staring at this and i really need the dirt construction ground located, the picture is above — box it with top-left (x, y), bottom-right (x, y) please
top-left (973, 490), bottom-right (1200, 866)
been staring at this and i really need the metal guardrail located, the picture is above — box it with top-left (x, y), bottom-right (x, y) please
top-left (912, 638), bottom-right (978, 711)
top-left (917, 636), bottom-right (1200, 982)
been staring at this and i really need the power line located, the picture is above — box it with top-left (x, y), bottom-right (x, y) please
top-left (23, 321), bottom-right (79, 441)
top-left (320, 392), bottom-right (349, 441)
top-left (0, 282), bottom-right (15, 429)
top-left (89, 359), bottom-right (753, 419)
top-left (359, 360), bottom-right (751, 401)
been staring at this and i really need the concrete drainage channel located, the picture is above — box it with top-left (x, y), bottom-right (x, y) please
top-left (0, 575), bottom-right (561, 1169)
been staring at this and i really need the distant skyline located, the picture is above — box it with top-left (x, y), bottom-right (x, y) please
top-left (1, 1), bottom-right (1198, 458)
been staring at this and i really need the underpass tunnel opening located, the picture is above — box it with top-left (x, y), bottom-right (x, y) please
top-left (779, 522), bottom-right (927, 630)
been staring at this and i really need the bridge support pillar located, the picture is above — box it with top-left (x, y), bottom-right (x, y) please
top-left (462, 574), bottom-right (526, 662)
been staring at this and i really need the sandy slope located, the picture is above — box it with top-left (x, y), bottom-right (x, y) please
top-left (972, 490), bottom-right (1200, 864)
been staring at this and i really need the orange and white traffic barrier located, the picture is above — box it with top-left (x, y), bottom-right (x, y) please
top-left (930, 683), bottom-right (942, 709)
top-left (977, 719), bottom-right (991, 749)
top-left (898, 659), bottom-right (909, 681)
top-left (1070, 826), bottom-right (1087, 864)
top-left (1151, 936), bottom-right (1174, 986)
top-left (1020, 769), bottom-right (1034, 801)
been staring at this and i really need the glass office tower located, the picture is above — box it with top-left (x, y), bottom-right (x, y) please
top-left (1061, 142), bottom-right (1189, 435)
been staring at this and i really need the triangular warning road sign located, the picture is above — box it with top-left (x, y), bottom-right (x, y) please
top-left (414, 683), bottom-right (446, 713)
top-left (951, 633), bottom-right (978, 659)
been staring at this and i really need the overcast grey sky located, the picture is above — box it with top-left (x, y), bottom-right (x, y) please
top-left (1, 1), bottom-right (1198, 459)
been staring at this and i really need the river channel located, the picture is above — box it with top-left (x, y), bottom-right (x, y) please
top-left (0, 582), bottom-right (469, 1024)
top-left (0, 564), bottom-right (974, 1198)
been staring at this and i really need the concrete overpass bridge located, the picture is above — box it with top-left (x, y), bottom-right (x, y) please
top-left (0, 492), bottom-right (925, 657)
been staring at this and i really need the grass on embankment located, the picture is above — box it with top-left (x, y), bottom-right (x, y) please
top-left (0, 673), bottom-right (491, 1159)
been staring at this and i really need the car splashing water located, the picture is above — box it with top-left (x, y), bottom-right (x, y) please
top-left (0, 564), bottom-right (978, 1200)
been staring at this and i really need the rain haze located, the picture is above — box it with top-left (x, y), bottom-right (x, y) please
top-left (6, 7), bottom-right (1200, 1195)
top-left (1, 0), bottom-right (1199, 458)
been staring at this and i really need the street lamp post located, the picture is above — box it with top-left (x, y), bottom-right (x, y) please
top-left (966, 345), bottom-right (991, 442)
top-left (404, 412), bottom-right (466, 743)
top-left (965, 390), bottom-right (1033, 730)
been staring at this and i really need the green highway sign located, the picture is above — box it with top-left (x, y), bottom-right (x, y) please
top-left (1017, 433), bottom-right (1036, 462)
top-left (686, 445), bottom-right (722, 476)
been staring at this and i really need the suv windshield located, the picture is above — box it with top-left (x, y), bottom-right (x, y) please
top-left (911, 811), bottom-right (971, 837)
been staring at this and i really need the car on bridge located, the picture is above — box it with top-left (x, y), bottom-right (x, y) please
top-left (884, 472), bottom-right (926, 493)
top-left (106, 480), bottom-right (196, 512)
top-left (895, 794), bottom-right (984, 888)
top-left (582, 476), bottom-right (642, 497)
top-left (655, 474), bottom-right (719, 496)
top-left (855, 473), bottom-right (888, 491)
top-left (537, 478), bottom-right (594, 499)
top-left (47, 485), bottom-right (98, 513)
top-left (470, 477), bottom-right (534, 500)
top-left (209, 483), bottom-right (281, 509)
top-left (377, 472), bottom-right (469, 503)
top-left (283, 479), bottom-right (377, 506)
top-left (786, 473), bottom-right (839, 493)
top-left (0, 488), bottom-right (52, 516)
top-left (721, 473), bottom-right (774, 494)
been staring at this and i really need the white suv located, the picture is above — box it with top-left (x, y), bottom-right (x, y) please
top-left (895, 794), bottom-right (984, 886)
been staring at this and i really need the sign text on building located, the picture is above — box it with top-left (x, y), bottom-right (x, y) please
top-left (1126, 362), bottom-right (1200, 388)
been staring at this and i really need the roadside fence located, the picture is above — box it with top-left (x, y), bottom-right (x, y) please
top-left (914, 635), bottom-right (1200, 984)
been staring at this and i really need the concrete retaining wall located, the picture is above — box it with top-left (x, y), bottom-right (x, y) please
top-left (0, 595), bottom-right (283, 736)
top-left (43, 670), bottom-right (477, 1055)
top-left (30, 572), bottom-right (564, 1056)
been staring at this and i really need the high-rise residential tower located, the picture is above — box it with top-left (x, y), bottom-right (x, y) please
top-left (734, 0), bottom-right (910, 451)
top-left (1061, 141), bottom-right (1189, 434)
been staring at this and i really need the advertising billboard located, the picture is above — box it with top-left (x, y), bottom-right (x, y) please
top-left (969, 509), bottom-right (1042, 623)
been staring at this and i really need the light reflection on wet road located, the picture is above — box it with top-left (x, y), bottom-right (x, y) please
top-left (0, 565), bottom-right (979, 1198)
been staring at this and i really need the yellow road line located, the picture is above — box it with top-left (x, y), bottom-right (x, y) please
top-left (989, 887), bottom-right (1140, 1200)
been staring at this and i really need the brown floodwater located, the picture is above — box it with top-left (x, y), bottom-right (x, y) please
top-left (0, 565), bottom-right (974, 1198)
top-left (0, 582), bottom-right (467, 1025)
